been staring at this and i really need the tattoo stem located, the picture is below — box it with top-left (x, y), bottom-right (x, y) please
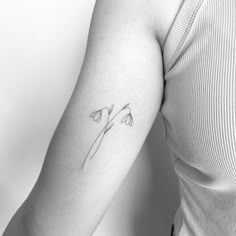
top-left (81, 105), bottom-right (130, 169)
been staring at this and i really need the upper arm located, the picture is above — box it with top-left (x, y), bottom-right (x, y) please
top-left (23, 0), bottom-right (164, 235)
top-left (70, 0), bottom-right (164, 170)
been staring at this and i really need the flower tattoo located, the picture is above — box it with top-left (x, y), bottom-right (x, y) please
top-left (82, 103), bottom-right (133, 169)
top-left (121, 113), bottom-right (133, 126)
top-left (90, 110), bottom-right (102, 123)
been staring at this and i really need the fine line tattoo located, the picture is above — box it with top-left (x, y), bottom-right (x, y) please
top-left (81, 103), bottom-right (133, 169)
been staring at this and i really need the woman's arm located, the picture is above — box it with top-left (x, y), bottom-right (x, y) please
top-left (4, 0), bottom-right (164, 235)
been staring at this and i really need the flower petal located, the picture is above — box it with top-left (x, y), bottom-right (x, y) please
top-left (121, 114), bottom-right (128, 123)
top-left (94, 111), bottom-right (101, 121)
top-left (90, 111), bottom-right (97, 118)
top-left (125, 114), bottom-right (131, 125)
top-left (97, 115), bottom-right (102, 123)
top-left (129, 117), bottom-right (133, 126)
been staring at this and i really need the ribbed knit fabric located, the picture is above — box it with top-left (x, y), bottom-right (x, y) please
top-left (160, 0), bottom-right (236, 235)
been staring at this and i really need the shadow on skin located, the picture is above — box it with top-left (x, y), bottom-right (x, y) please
top-left (132, 113), bottom-right (179, 236)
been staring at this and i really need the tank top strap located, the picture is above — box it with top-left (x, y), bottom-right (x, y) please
top-left (163, 0), bottom-right (206, 73)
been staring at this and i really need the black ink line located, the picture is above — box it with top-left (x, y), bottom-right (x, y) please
top-left (81, 103), bottom-right (133, 170)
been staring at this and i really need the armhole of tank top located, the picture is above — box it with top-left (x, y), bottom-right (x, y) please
top-left (162, 0), bottom-right (206, 73)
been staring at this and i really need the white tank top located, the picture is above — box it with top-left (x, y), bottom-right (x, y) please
top-left (160, 0), bottom-right (236, 235)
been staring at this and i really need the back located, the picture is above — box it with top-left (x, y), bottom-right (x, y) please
top-left (160, 0), bottom-right (236, 235)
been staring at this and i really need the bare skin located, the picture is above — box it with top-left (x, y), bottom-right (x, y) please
top-left (3, 0), bottom-right (183, 235)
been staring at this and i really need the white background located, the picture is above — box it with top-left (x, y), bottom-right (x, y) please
top-left (0, 1), bottom-right (179, 235)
